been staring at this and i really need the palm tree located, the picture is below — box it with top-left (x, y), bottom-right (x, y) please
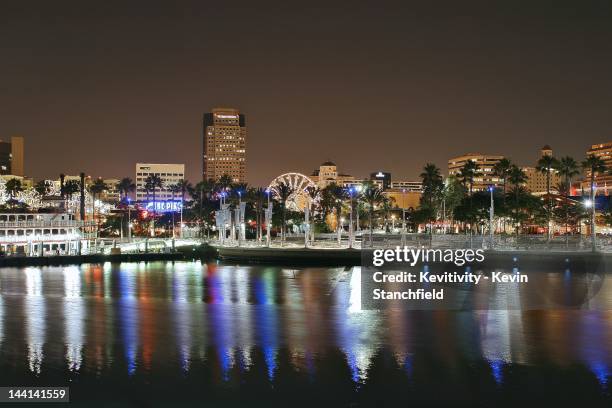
top-left (5, 178), bottom-right (23, 198)
top-left (5, 178), bottom-right (22, 208)
top-left (458, 160), bottom-right (480, 233)
top-left (582, 154), bottom-right (607, 250)
top-left (175, 179), bottom-right (192, 237)
top-left (274, 181), bottom-right (294, 246)
top-left (557, 156), bottom-right (580, 241)
top-left (458, 160), bottom-right (480, 198)
top-left (536, 154), bottom-right (560, 242)
top-left (79, 173), bottom-right (86, 221)
top-left (88, 178), bottom-right (107, 237)
top-left (420, 163), bottom-right (443, 207)
top-left (362, 183), bottom-right (384, 247)
top-left (34, 180), bottom-right (50, 197)
top-left (59, 173), bottom-right (65, 199)
top-left (247, 187), bottom-right (266, 241)
top-left (323, 183), bottom-right (346, 235)
top-left (507, 165), bottom-right (527, 238)
top-left (493, 158), bottom-right (512, 198)
top-left (217, 174), bottom-right (233, 191)
top-left (193, 179), bottom-right (215, 235)
top-left (64, 180), bottom-right (80, 200)
top-left (144, 174), bottom-right (163, 235)
top-left (274, 182), bottom-right (294, 246)
top-left (305, 186), bottom-right (320, 244)
top-left (420, 163), bottom-right (443, 234)
top-left (168, 183), bottom-right (182, 237)
top-left (116, 177), bottom-right (136, 202)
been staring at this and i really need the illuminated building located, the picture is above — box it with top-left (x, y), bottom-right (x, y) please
top-left (310, 161), bottom-right (356, 189)
top-left (383, 190), bottom-right (421, 209)
top-left (101, 178), bottom-right (120, 201)
top-left (390, 180), bottom-right (422, 192)
top-left (582, 142), bottom-right (612, 195)
top-left (0, 135), bottom-right (24, 176)
top-left (135, 163), bottom-right (185, 201)
top-left (370, 171), bottom-right (391, 190)
top-left (0, 175), bottom-right (33, 188)
top-left (448, 153), bottom-right (504, 191)
top-left (522, 146), bottom-right (561, 195)
top-left (202, 108), bottom-right (247, 183)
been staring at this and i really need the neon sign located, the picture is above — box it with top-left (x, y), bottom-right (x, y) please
top-left (144, 201), bottom-right (182, 212)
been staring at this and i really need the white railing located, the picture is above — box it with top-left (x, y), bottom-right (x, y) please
top-left (0, 220), bottom-right (95, 228)
top-left (0, 233), bottom-right (82, 244)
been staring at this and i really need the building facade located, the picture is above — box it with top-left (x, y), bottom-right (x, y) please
top-left (522, 145), bottom-right (561, 195)
top-left (202, 108), bottom-right (247, 183)
top-left (370, 171), bottom-right (391, 190)
top-left (390, 180), bottom-right (423, 192)
top-left (135, 163), bottom-right (185, 201)
top-left (448, 153), bottom-right (504, 192)
top-left (582, 142), bottom-right (612, 195)
top-left (310, 161), bottom-right (356, 189)
top-left (0, 135), bottom-right (24, 176)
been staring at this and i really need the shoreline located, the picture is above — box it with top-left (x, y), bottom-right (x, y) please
top-left (0, 243), bottom-right (610, 269)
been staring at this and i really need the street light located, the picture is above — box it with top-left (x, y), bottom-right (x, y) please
top-left (127, 197), bottom-right (132, 242)
top-left (355, 184), bottom-right (362, 233)
top-left (489, 186), bottom-right (494, 250)
top-left (265, 188), bottom-right (271, 247)
top-left (584, 198), bottom-right (595, 250)
top-left (348, 187), bottom-right (355, 248)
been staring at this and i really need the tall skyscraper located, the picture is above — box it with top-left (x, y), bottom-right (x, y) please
top-left (202, 108), bottom-right (247, 183)
top-left (0, 135), bottom-right (24, 176)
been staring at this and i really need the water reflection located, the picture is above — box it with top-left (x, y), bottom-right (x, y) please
top-left (118, 264), bottom-right (139, 375)
top-left (63, 266), bottom-right (84, 371)
top-left (24, 267), bottom-right (45, 374)
top-left (0, 262), bottom-right (610, 404)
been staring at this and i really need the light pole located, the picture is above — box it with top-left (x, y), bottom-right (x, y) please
top-left (349, 187), bottom-right (354, 248)
top-left (584, 198), bottom-right (594, 250)
top-left (238, 191), bottom-right (242, 246)
top-left (127, 197), bottom-right (132, 242)
top-left (355, 185), bottom-right (362, 233)
top-left (266, 189), bottom-right (271, 247)
top-left (179, 192), bottom-right (183, 239)
top-left (402, 188), bottom-right (406, 231)
top-left (489, 186), bottom-right (494, 250)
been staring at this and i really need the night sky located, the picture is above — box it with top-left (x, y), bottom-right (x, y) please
top-left (1, 1), bottom-right (612, 186)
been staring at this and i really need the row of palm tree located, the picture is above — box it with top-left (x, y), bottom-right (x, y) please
top-left (417, 152), bottom-right (608, 244)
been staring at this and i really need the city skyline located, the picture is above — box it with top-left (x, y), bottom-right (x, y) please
top-left (1, 1), bottom-right (612, 186)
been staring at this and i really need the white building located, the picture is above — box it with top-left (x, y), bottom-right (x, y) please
top-left (390, 180), bottom-right (423, 192)
top-left (135, 163), bottom-right (185, 201)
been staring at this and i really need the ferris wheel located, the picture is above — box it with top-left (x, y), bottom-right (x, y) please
top-left (268, 172), bottom-right (317, 211)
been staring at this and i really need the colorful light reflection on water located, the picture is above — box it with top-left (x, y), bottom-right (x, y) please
top-left (0, 261), bottom-right (609, 405)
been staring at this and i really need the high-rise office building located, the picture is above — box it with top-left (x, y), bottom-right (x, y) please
top-left (448, 153), bottom-right (504, 191)
top-left (202, 108), bottom-right (246, 183)
top-left (0, 135), bottom-right (24, 176)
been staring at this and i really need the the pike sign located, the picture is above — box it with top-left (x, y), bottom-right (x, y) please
top-left (144, 201), bottom-right (182, 212)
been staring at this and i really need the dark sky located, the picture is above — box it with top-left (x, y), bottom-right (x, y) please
top-left (1, 0), bottom-right (612, 186)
